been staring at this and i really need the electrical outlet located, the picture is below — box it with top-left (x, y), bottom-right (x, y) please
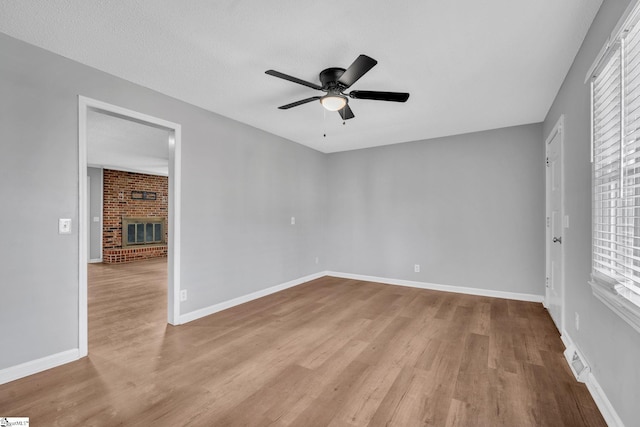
top-left (315, 257), bottom-right (319, 264)
top-left (414, 264), bottom-right (420, 273)
top-left (291, 217), bottom-right (295, 225)
top-left (180, 289), bottom-right (188, 302)
top-left (575, 312), bottom-right (580, 331)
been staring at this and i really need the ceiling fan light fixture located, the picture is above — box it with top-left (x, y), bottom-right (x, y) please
top-left (266, 54), bottom-right (409, 121)
top-left (320, 95), bottom-right (347, 111)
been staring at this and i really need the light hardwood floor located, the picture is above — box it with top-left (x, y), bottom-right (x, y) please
top-left (1, 258), bottom-right (605, 426)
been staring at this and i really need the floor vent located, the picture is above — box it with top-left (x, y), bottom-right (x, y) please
top-left (563, 346), bottom-right (590, 383)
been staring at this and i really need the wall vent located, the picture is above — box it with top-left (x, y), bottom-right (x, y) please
top-left (563, 346), bottom-right (591, 383)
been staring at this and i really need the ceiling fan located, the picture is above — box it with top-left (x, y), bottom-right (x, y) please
top-left (265, 54), bottom-right (410, 120)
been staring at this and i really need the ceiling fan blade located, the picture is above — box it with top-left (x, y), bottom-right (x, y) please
top-left (338, 55), bottom-right (378, 88)
top-left (338, 104), bottom-right (355, 120)
top-left (278, 96), bottom-right (322, 110)
top-left (266, 70), bottom-right (322, 90)
top-left (349, 90), bottom-right (410, 102)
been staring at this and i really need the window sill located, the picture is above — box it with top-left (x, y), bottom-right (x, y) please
top-left (590, 276), bottom-right (640, 334)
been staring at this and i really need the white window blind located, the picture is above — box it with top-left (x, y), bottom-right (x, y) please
top-left (593, 46), bottom-right (622, 281)
top-left (623, 23), bottom-right (640, 301)
top-left (592, 18), bottom-right (640, 306)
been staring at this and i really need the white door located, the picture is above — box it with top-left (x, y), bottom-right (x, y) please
top-left (546, 117), bottom-right (564, 332)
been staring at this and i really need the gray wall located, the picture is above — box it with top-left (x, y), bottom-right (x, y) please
top-left (326, 124), bottom-right (545, 296)
top-left (543, 0), bottom-right (640, 425)
top-left (87, 167), bottom-right (102, 261)
top-left (0, 33), bottom-right (327, 369)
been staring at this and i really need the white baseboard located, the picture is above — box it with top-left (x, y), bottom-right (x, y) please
top-left (585, 372), bottom-right (625, 427)
top-left (88, 258), bottom-right (102, 263)
top-left (326, 271), bottom-right (544, 303)
top-left (561, 332), bottom-right (625, 427)
top-left (560, 331), bottom-right (572, 349)
top-left (0, 349), bottom-right (80, 385)
top-left (177, 271), bottom-right (328, 324)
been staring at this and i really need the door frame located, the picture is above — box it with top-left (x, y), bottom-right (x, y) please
top-left (78, 96), bottom-right (182, 357)
top-left (545, 114), bottom-right (565, 332)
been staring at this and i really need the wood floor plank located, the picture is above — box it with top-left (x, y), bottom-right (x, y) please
top-left (486, 367), bottom-right (537, 427)
top-left (444, 398), bottom-right (475, 427)
top-left (382, 367), bottom-right (434, 426)
top-left (326, 363), bottom-right (402, 426)
top-left (453, 333), bottom-right (490, 403)
top-left (290, 360), bottom-right (370, 427)
top-left (366, 365), bottom-right (417, 426)
top-left (0, 259), bottom-right (607, 426)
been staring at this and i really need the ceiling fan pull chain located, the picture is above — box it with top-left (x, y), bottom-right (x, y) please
top-left (323, 107), bottom-right (327, 138)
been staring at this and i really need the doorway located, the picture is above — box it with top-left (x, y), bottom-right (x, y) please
top-left (78, 96), bottom-right (182, 357)
top-left (545, 115), bottom-right (565, 333)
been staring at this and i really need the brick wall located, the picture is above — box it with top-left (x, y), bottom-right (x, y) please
top-left (103, 169), bottom-right (168, 263)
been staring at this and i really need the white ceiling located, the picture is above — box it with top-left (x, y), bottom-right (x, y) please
top-left (87, 110), bottom-right (169, 176)
top-left (0, 0), bottom-right (602, 153)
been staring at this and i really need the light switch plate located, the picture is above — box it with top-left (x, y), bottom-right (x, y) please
top-left (59, 218), bottom-right (72, 234)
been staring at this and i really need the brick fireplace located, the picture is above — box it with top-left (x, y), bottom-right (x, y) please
top-left (103, 169), bottom-right (168, 263)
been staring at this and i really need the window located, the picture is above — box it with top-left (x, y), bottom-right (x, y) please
top-left (590, 7), bottom-right (640, 333)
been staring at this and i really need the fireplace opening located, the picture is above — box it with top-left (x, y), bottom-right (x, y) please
top-left (122, 217), bottom-right (166, 248)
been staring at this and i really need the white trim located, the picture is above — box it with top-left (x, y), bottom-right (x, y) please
top-left (545, 114), bottom-right (564, 144)
top-left (87, 174), bottom-right (92, 263)
top-left (560, 332), bottom-right (572, 349)
top-left (585, 37), bottom-right (616, 84)
top-left (88, 163), bottom-right (168, 177)
top-left (326, 272), bottom-right (544, 303)
top-left (585, 372), bottom-right (626, 427)
top-left (177, 272), bottom-right (327, 324)
top-left (561, 333), bottom-right (625, 427)
top-left (78, 96), bottom-right (182, 359)
top-left (0, 349), bottom-right (79, 385)
top-left (169, 126), bottom-right (181, 325)
top-left (585, 0), bottom-right (640, 83)
top-left (78, 97), bottom-right (88, 357)
top-left (610, 0), bottom-right (640, 50)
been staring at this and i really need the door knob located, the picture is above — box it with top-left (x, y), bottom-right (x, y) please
top-left (553, 237), bottom-right (562, 244)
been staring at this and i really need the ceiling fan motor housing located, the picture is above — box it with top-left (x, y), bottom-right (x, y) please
top-left (319, 67), bottom-right (346, 90)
